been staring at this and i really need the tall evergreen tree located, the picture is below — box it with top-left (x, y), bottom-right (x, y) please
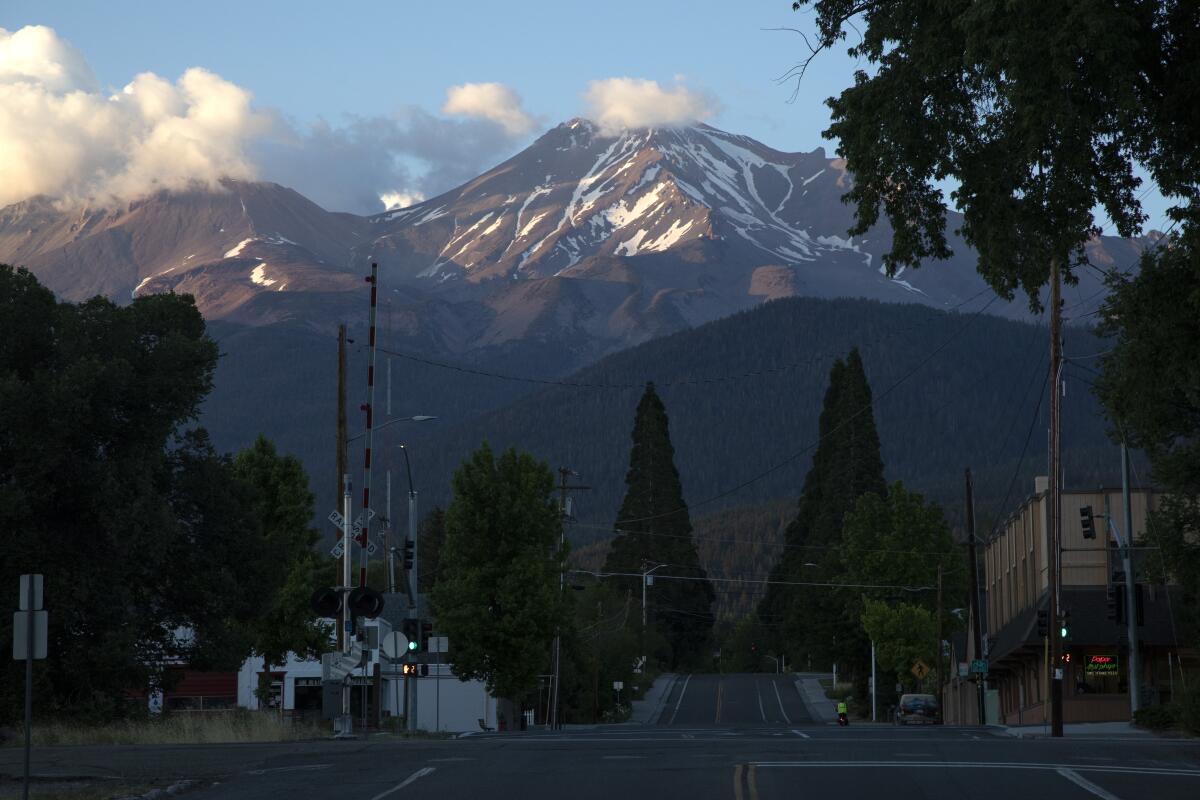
top-left (604, 383), bottom-right (714, 669)
top-left (759, 348), bottom-right (885, 672)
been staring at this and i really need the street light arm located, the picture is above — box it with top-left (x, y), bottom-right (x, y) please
top-left (399, 444), bottom-right (415, 496)
top-left (346, 415), bottom-right (437, 444)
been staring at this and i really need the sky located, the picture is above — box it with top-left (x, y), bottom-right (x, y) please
top-left (0, 0), bottom-right (1170, 230)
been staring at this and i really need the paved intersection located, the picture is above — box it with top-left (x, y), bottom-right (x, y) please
top-left (4, 674), bottom-right (1197, 800)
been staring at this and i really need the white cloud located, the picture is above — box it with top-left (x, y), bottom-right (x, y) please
top-left (0, 25), bottom-right (268, 208)
top-left (442, 82), bottom-right (535, 136)
top-left (583, 77), bottom-right (718, 134)
top-left (380, 190), bottom-right (424, 211)
top-left (0, 27), bottom-right (538, 214)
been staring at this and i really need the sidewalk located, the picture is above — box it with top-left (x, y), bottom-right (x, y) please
top-left (629, 673), bottom-right (677, 725)
top-left (996, 720), bottom-right (1153, 738)
top-left (793, 672), bottom-right (838, 722)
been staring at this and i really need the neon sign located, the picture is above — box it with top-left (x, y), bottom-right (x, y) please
top-left (1085, 654), bottom-right (1118, 674)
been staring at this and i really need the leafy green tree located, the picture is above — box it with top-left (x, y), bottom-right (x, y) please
top-left (838, 483), bottom-right (966, 691)
top-left (0, 266), bottom-right (259, 718)
top-left (232, 436), bottom-right (329, 693)
top-left (603, 383), bottom-right (714, 670)
top-left (430, 442), bottom-right (565, 701)
top-left (791, 0), bottom-right (1195, 303)
top-left (1095, 231), bottom-right (1200, 647)
top-left (760, 348), bottom-right (885, 673)
top-left (861, 600), bottom-right (936, 691)
top-left (417, 507), bottom-right (446, 596)
top-left (558, 584), bottom-right (645, 723)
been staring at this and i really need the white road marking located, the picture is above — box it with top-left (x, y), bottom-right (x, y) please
top-left (247, 764), bottom-right (331, 775)
top-left (790, 730), bottom-right (809, 739)
top-left (669, 673), bottom-right (692, 725)
top-left (751, 761), bottom-right (1200, 778)
top-left (756, 681), bottom-right (767, 722)
top-left (1058, 768), bottom-right (1123, 800)
top-left (369, 767), bottom-right (436, 800)
top-left (603, 755), bottom-right (646, 760)
top-left (772, 679), bottom-right (792, 725)
top-left (429, 758), bottom-right (475, 762)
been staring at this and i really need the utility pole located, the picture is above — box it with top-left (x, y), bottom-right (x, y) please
top-left (1047, 258), bottom-right (1064, 737)
top-left (936, 563), bottom-right (943, 710)
top-left (965, 468), bottom-right (986, 726)
top-left (338, 474), bottom-right (354, 738)
top-left (550, 466), bottom-right (589, 729)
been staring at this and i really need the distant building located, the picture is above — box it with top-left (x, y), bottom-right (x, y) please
top-left (948, 476), bottom-right (1191, 725)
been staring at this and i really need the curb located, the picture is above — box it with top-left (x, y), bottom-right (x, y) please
top-left (646, 673), bottom-right (679, 726)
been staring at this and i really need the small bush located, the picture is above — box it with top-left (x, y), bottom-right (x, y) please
top-left (1180, 688), bottom-right (1200, 736)
top-left (1133, 704), bottom-right (1178, 730)
top-left (7, 710), bottom-right (324, 746)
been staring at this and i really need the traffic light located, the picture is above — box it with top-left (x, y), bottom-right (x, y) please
top-left (310, 587), bottom-right (342, 618)
top-left (1079, 506), bottom-right (1096, 539)
top-left (402, 663), bottom-right (417, 675)
top-left (1106, 585), bottom-right (1119, 621)
top-left (402, 619), bottom-right (420, 651)
top-left (1036, 608), bottom-right (1049, 638)
top-left (750, 642), bottom-right (758, 654)
top-left (420, 621), bottom-right (433, 652)
top-left (402, 540), bottom-right (415, 570)
top-left (347, 586), bottom-right (385, 619)
top-left (1060, 609), bottom-right (1071, 640)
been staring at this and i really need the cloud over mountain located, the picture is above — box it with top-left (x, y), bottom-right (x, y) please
top-left (442, 82), bottom-right (536, 135)
top-left (583, 77), bottom-right (718, 134)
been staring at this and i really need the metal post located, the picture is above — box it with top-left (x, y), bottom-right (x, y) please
top-left (386, 471), bottom-right (394, 595)
top-left (22, 577), bottom-right (34, 800)
top-left (339, 475), bottom-right (353, 737)
top-left (965, 469), bottom-right (987, 727)
top-left (1121, 443), bottom-right (1139, 715)
top-left (871, 640), bottom-right (877, 722)
top-left (436, 644), bottom-right (442, 732)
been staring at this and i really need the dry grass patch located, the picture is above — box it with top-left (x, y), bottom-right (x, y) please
top-left (9, 712), bottom-right (323, 746)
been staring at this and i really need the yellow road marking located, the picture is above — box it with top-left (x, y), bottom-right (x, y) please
top-left (733, 763), bottom-right (744, 800)
top-left (748, 764), bottom-right (760, 800)
top-left (715, 679), bottom-right (724, 724)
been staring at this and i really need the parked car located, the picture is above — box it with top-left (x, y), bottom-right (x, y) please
top-left (896, 693), bottom-right (940, 724)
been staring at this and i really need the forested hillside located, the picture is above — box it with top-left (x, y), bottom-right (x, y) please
top-left (400, 296), bottom-right (1124, 542)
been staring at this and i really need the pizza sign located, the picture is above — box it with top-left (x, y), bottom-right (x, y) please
top-left (1085, 654), bottom-right (1118, 674)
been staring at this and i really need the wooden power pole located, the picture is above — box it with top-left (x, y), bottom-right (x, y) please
top-left (1047, 259), bottom-right (1064, 737)
top-left (965, 468), bottom-right (986, 726)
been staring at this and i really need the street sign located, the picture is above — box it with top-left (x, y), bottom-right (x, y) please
top-left (910, 659), bottom-right (931, 680)
top-left (12, 610), bottom-right (47, 660)
top-left (18, 575), bottom-right (43, 611)
top-left (330, 540), bottom-right (345, 558)
top-left (613, 681), bottom-right (624, 691)
top-left (428, 636), bottom-right (449, 654)
top-left (969, 659), bottom-right (988, 675)
top-left (958, 662), bottom-right (968, 678)
top-left (329, 510), bottom-right (344, 527)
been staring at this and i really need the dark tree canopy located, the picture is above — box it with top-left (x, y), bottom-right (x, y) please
top-left (792, 0), bottom-right (1199, 307)
top-left (759, 348), bottom-right (886, 670)
top-left (604, 383), bottom-right (715, 669)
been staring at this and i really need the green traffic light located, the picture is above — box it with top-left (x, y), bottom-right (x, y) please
top-left (1060, 626), bottom-right (1068, 638)
top-left (408, 640), bottom-right (418, 651)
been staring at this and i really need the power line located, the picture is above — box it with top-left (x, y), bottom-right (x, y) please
top-left (569, 568), bottom-right (935, 592)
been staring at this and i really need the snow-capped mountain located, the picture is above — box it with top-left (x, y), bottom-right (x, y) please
top-left (1, 119), bottom-right (1147, 357)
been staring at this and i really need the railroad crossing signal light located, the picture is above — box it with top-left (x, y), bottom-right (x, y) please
top-left (347, 586), bottom-right (385, 619)
top-left (1036, 609), bottom-right (1049, 638)
top-left (1079, 506), bottom-right (1096, 539)
top-left (310, 587), bottom-right (342, 618)
top-left (403, 540), bottom-right (415, 570)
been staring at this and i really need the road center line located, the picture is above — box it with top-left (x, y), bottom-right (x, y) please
top-left (669, 673), bottom-right (692, 725)
top-left (772, 679), bottom-right (792, 725)
top-left (1057, 768), bottom-right (1123, 800)
top-left (733, 763), bottom-right (744, 800)
top-left (756, 681), bottom-right (766, 723)
top-left (747, 763), bottom-right (760, 800)
top-left (715, 679), bottom-right (724, 724)
top-left (790, 730), bottom-right (809, 739)
top-left (369, 767), bottom-right (436, 800)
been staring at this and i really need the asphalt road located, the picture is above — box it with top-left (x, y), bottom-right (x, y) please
top-left (4, 674), bottom-right (1198, 800)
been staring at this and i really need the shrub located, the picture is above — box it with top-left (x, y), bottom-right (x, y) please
top-left (1133, 704), bottom-right (1178, 730)
top-left (1180, 688), bottom-right (1200, 736)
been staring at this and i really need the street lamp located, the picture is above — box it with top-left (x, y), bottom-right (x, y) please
top-left (346, 415), bottom-right (437, 444)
